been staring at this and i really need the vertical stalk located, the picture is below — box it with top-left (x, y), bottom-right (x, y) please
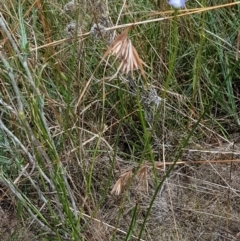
top-left (192, 6), bottom-right (206, 107)
top-left (164, 10), bottom-right (179, 95)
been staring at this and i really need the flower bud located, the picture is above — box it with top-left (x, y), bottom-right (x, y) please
top-left (168, 0), bottom-right (186, 9)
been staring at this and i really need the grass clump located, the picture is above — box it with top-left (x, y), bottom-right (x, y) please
top-left (0, 0), bottom-right (240, 240)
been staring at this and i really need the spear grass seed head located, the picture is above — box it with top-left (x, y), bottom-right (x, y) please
top-left (103, 27), bottom-right (146, 78)
top-left (168, 0), bottom-right (186, 9)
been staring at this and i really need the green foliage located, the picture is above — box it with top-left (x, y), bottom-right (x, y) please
top-left (0, 0), bottom-right (239, 240)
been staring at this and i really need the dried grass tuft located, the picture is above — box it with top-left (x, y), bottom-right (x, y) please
top-left (103, 26), bottom-right (146, 78)
top-left (111, 163), bottom-right (158, 195)
top-left (111, 169), bottom-right (133, 195)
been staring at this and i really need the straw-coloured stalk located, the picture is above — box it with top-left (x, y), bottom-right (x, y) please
top-left (236, 30), bottom-right (240, 61)
top-left (137, 165), bottom-right (149, 193)
top-left (103, 26), bottom-right (146, 78)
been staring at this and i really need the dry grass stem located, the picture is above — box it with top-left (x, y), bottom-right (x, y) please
top-left (236, 30), bottom-right (240, 60)
top-left (137, 165), bottom-right (149, 192)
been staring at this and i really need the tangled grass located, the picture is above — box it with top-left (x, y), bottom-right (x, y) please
top-left (0, 0), bottom-right (240, 240)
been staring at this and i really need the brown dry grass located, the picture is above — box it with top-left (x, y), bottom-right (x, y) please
top-left (1, 0), bottom-right (240, 240)
top-left (103, 26), bottom-right (146, 78)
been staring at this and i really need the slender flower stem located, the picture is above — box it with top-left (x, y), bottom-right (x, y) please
top-left (164, 10), bottom-right (179, 93)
